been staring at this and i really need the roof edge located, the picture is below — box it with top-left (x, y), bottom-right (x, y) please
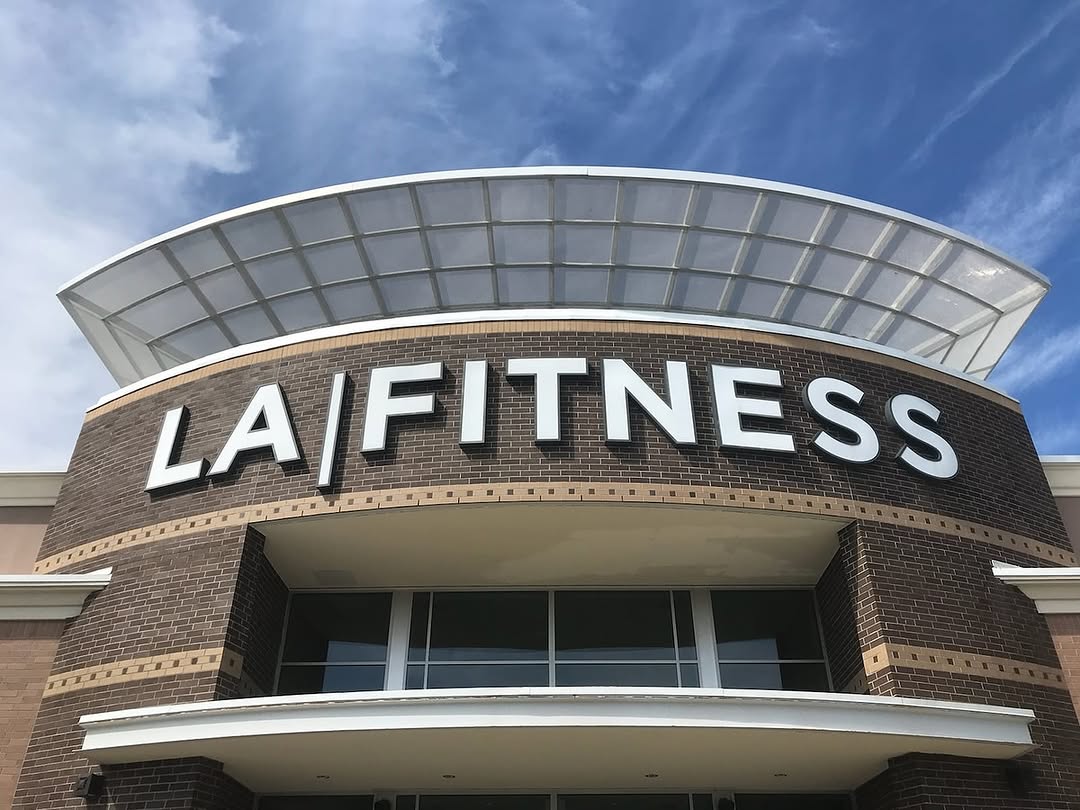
top-left (86, 308), bottom-right (1018, 412)
top-left (58, 165), bottom-right (1050, 296)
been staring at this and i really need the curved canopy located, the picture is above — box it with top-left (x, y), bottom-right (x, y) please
top-left (59, 167), bottom-right (1048, 386)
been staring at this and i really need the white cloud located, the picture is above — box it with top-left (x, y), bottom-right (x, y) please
top-left (946, 88), bottom-right (1080, 265)
top-left (0, 1), bottom-right (244, 468)
top-left (908, 2), bottom-right (1079, 166)
top-left (989, 321), bottom-right (1080, 394)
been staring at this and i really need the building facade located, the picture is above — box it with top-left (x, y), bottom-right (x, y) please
top-left (4, 168), bottom-right (1080, 808)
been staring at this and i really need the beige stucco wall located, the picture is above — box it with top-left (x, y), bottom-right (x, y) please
top-left (0, 507), bottom-right (51, 575)
top-left (1056, 496), bottom-right (1080, 558)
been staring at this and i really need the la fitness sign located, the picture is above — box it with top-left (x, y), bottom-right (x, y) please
top-left (145, 357), bottom-right (959, 493)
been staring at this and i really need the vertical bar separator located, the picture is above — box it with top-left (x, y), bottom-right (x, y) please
top-left (691, 589), bottom-right (720, 688)
top-left (386, 591), bottom-right (414, 690)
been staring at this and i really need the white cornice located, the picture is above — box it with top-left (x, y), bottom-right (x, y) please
top-left (0, 471), bottom-right (66, 507)
top-left (0, 567), bottom-right (111, 619)
top-left (80, 686), bottom-right (1034, 755)
top-left (1041, 456), bottom-right (1080, 498)
top-left (993, 563), bottom-right (1080, 614)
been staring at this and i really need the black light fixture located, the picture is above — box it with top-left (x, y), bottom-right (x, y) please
top-left (72, 770), bottom-right (104, 799)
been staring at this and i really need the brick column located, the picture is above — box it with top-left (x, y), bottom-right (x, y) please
top-left (1044, 613), bottom-right (1080, 724)
top-left (0, 620), bottom-right (64, 808)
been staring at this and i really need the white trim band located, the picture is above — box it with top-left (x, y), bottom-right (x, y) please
top-left (0, 471), bottom-right (66, 507)
top-left (994, 563), bottom-right (1080, 614)
top-left (0, 567), bottom-right (112, 620)
top-left (89, 308), bottom-right (1016, 411)
top-left (80, 686), bottom-right (1035, 755)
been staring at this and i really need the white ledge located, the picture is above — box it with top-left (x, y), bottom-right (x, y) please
top-left (0, 471), bottom-right (66, 507)
top-left (994, 563), bottom-right (1080, 613)
top-left (1041, 456), bottom-right (1080, 497)
top-left (0, 567), bottom-right (112, 619)
top-left (79, 687), bottom-right (1035, 793)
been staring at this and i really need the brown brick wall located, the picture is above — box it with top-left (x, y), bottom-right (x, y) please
top-left (39, 324), bottom-right (1070, 562)
top-left (0, 621), bottom-right (62, 810)
top-left (12, 528), bottom-right (270, 808)
top-left (99, 757), bottom-right (253, 809)
top-left (13, 321), bottom-right (1079, 807)
top-left (1046, 613), bottom-right (1080, 725)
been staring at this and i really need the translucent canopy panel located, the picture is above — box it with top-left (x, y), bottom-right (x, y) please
top-left (59, 168), bottom-right (1049, 386)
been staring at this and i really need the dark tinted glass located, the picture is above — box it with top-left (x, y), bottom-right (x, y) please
top-left (276, 664), bottom-right (385, 695)
top-left (679, 663), bottom-right (700, 687)
top-left (418, 796), bottom-right (549, 810)
top-left (419, 592), bottom-right (548, 661)
top-left (556, 592), bottom-right (676, 661)
top-left (560, 795), bottom-right (693, 810)
top-left (673, 591), bottom-right (697, 660)
top-left (424, 663), bottom-right (549, 688)
top-left (282, 593), bottom-right (392, 663)
top-left (711, 591), bottom-right (822, 660)
top-left (259, 798), bottom-right (372, 810)
top-left (555, 663), bottom-right (679, 687)
top-left (718, 663), bottom-right (830, 691)
top-left (409, 592), bottom-right (431, 662)
top-left (734, 794), bottom-right (851, 810)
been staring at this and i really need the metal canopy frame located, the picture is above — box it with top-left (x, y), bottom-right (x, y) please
top-left (58, 167), bottom-right (1049, 387)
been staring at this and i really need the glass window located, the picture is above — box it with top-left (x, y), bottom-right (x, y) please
top-left (410, 796), bottom-right (550, 810)
top-left (560, 796), bottom-right (711, 810)
top-left (733, 795), bottom-right (852, 810)
top-left (556, 590), bottom-right (695, 688)
top-left (407, 591), bottom-right (697, 689)
top-left (260, 797), bottom-right (373, 810)
top-left (712, 590), bottom-right (829, 692)
top-left (277, 593), bottom-right (392, 695)
top-left (407, 591), bottom-right (548, 689)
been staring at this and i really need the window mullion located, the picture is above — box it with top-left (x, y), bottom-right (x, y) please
top-left (385, 591), bottom-right (414, 690)
top-left (669, 590), bottom-right (682, 687)
top-left (548, 590), bottom-right (556, 687)
top-left (690, 589), bottom-right (720, 688)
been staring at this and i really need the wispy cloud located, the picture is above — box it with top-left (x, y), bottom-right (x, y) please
top-left (1030, 413), bottom-right (1080, 455)
top-left (0, 0), bottom-right (243, 467)
top-left (946, 88), bottom-right (1080, 265)
top-left (990, 321), bottom-right (1080, 394)
top-left (908, 2), bottom-right (1079, 166)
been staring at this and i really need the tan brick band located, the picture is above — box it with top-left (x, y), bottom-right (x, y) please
top-left (43, 646), bottom-right (244, 698)
top-left (84, 318), bottom-right (1018, 420)
top-left (862, 642), bottom-right (1067, 690)
top-left (34, 481), bottom-right (1075, 574)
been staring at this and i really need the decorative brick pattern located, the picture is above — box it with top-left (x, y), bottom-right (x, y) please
top-left (44, 646), bottom-right (243, 698)
top-left (34, 482), bottom-right (1075, 574)
top-left (861, 642), bottom-right (1066, 689)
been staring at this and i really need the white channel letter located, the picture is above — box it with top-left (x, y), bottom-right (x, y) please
top-left (316, 371), bottom-right (348, 489)
top-left (602, 359), bottom-right (696, 445)
top-left (208, 383), bottom-right (302, 476)
top-left (710, 365), bottom-right (795, 453)
top-left (506, 357), bottom-right (588, 442)
top-left (145, 406), bottom-right (208, 492)
top-left (361, 362), bottom-right (444, 452)
top-left (886, 393), bottom-right (959, 480)
top-left (459, 360), bottom-right (488, 445)
top-left (802, 377), bottom-right (880, 464)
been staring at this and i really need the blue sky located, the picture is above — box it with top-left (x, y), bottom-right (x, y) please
top-left (1, 0), bottom-right (1079, 468)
